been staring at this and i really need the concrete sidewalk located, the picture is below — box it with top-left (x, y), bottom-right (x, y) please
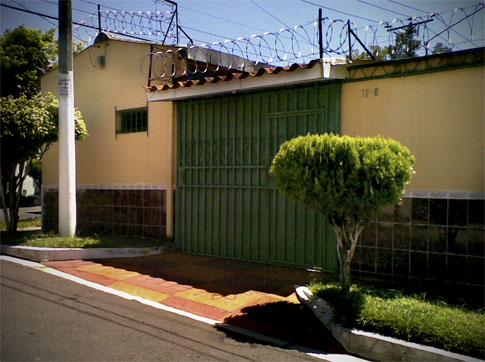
top-left (42, 252), bottom-right (346, 354)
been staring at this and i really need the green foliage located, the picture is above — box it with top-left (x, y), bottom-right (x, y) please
top-left (0, 217), bottom-right (41, 231)
top-left (269, 134), bottom-right (414, 226)
top-left (27, 158), bottom-right (42, 188)
top-left (270, 133), bottom-right (414, 292)
top-left (352, 45), bottom-right (389, 61)
top-left (73, 40), bottom-right (87, 55)
top-left (0, 25), bottom-right (57, 98)
top-left (309, 281), bottom-right (485, 358)
top-left (0, 25), bottom-right (88, 233)
top-left (431, 42), bottom-right (452, 55)
top-left (1, 231), bottom-right (164, 249)
top-left (1, 92), bottom-right (87, 232)
top-left (352, 27), bottom-right (422, 61)
top-left (1, 92), bottom-right (87, 169)
top-left (388, 26), bottom-right (421, 59)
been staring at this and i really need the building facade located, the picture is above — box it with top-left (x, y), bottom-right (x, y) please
top-left (42, 44), bottom-right (484, 290)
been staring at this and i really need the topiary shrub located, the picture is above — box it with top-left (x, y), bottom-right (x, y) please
top-left (270, 133), bottom-right (415, 293)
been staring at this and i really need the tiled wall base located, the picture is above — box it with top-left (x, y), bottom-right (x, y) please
top-left (42, 186), bottom-right (167, 240)
top-left (352, 196), bottom-right (484, 289)
top-left (42, 186), bottom-right (483, 289)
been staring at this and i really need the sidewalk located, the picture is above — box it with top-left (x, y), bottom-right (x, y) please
top-left (42, 252), bottom-right (346, 354)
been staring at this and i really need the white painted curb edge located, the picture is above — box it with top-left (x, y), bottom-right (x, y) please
top-left (0, 244), bottom-right (163, 261)
top-left (295, 286), bottom-right (482, 362)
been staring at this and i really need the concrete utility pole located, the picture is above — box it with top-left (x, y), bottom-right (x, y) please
top-left (58, 0), bottom-right (76, 237)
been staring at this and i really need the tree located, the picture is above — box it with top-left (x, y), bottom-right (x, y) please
top-left (269, 134), bottom-right (414, 293)
top-left (351, 45), bottom-right (389, 61)
top-left (0, 93), bottom-right (88, 233)
top-left (430, 42), bottom-right (452, 55)
top-left (0, 25), bottom-right (87, 233)
top-left (73, 40), bottom-right (87, 55)
top-left (27, 158), bottom-right (42, 190)
top-left (0, 25), bottom-right (57, 98)
top-left (387, 26), bottom-right (421, 59)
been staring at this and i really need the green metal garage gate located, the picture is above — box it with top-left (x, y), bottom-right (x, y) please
top-left (176, 82), bottom-right (341, 271)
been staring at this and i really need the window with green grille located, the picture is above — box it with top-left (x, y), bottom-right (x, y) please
top-left (116, 107), bottom-right (148, 134)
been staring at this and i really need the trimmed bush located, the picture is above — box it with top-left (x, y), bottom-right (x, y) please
top-left (270, 134), bottom-right (414, 291)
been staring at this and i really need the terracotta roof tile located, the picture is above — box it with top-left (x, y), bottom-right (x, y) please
top-left (145, 59), bottom-right (321, 93)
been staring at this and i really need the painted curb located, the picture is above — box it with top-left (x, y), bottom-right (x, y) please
top-left (0, 244), bottom-right (163, 261)
top-left (295, 286), bottom-right (482, 362)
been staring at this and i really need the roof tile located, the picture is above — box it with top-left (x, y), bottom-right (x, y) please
top-left (145, 59), bottom-right (321, 92)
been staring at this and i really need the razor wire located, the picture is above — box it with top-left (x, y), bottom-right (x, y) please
top-left (64, 1), bottom-right (485, 80)
top-left (73, 1), bottom-right (178, 44)
top-left (79, 11), bottom-right (175, 40)
top-left (145, 3), bottom-right (484, 82)
top-left (145, 18), bottom-right (353, 81)
top-left (99, 9), bottom-right (176, 39)
top-left (352, 3), bottom-right (485, 56)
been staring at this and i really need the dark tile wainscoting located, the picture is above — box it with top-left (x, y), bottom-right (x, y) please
top-left (352, 194), bottom-right (484, 289)
top-left (42, 185), bottom-right (167, 240)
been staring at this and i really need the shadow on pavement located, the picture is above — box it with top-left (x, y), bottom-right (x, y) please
top-left (221, 301), bottom-right (346, 353)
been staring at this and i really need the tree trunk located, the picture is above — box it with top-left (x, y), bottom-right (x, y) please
top-left (336, 236), bottom-right (352, 294)
top-left (340, 250), bottom-right (352, 293)
top-left (333, 221), bottom-right (364, 294)
top-left (4, 162), bottom-right (28, 234)
top-left (0, 168), bottom-right (10, 230)
top-left (13, 162), bottom-right (27, 232)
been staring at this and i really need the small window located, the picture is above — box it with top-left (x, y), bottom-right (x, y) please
top-left (116, 107), bottom-right (148, 134)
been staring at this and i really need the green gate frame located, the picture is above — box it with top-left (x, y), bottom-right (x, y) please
top-left (176, 81), bottom-right (341, 271)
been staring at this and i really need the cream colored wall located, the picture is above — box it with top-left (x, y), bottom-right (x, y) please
top-left (341, 66), bottom-right (484, 192)
top-left (41, 39), bottom-right (175, 234)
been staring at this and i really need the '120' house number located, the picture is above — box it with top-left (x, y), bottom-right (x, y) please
top-left (362, 88), bottom-right (379, 97)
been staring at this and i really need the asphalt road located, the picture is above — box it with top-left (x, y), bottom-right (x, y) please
top-left (0, 206), bottom-right (41, 222)
top-left (0, 260), bottom-right (318, 361)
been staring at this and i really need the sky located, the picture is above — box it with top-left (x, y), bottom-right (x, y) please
top-left (1, 0), bottom-right (484, 63)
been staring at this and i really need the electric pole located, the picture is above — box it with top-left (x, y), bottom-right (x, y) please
top-left (58, 0), bottom-right (76, 237)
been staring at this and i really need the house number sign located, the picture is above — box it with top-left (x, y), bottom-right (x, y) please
top-left (362, 88), bottom-right (379, 97)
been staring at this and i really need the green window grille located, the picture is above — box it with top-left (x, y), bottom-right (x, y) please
top-left (117, 107), bottom-right (148, 134)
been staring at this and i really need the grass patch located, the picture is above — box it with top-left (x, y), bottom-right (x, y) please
top-left (1, 230), bottom-right (172, 249)
top-left (0, 217), bottom-right (41, 231)
top-left (309, 281), bottom-right (485, 359)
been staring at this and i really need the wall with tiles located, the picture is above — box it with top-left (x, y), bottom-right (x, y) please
top-left (43, 186), bottom-right (167, 240)
top-left (341, 63), bottom-right (484, 290)
top-left (351, 194), bottom-right (484, 289)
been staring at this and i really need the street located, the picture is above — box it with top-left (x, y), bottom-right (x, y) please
top-left (0, 260), bottom-right (318, 361)
top-left (0, 206), bottom-right (41, 222)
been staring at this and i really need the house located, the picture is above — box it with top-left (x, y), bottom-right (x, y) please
top-left (41, 32), bottom-right (262, 241)
top-left (41, 35), bottom-right (484, 291)
top-left (41, 33), bottom-right (178, 240)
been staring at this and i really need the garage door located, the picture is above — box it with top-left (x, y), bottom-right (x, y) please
top-left (176, 82), bottom-right (341, 271)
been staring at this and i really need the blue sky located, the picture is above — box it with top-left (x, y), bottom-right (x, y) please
top-left (1, 0), bottom-right (483, 62)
